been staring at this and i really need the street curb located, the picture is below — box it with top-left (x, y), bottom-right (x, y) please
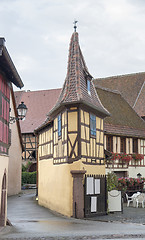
top-left (0, 227), bottom-right (4, 232)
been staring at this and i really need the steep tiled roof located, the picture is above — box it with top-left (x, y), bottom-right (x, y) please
top-left (134, 81), bottom-right (145, 117)
top-left (96, 87), bottom-right (145, 138)
top-left (14, 89), bottom-right (61, 133)
top-left (94, 72), bottom-right (145, 117)
top-left (49, 32), bottom-right (109, 117)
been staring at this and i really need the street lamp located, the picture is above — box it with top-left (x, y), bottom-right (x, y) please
top-left (10, 101), bottom-right (28, 124)
top-left (137, 173), bottom-right (142, 179)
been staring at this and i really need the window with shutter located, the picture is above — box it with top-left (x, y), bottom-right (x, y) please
top-left (133, 138), bottom-right (138, 153)
top-left (106, 135), bottom-right (113, 152)
top-left (120, 137), bottom-right (126, 153)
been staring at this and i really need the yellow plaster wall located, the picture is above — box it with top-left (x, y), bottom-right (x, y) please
top-left (38, 159), bottom-right (73, 217)
top-left (38, 155), bottom-right (105, 218)
top-left (68, 111), bottom-right (78, 132)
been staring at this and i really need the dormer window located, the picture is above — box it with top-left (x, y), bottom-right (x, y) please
top-left (87, 79), bottom-right (91, 95)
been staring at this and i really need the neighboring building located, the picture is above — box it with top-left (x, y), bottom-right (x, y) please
top-left (15, 73), bottom-right (145, 170)
top-left (0, 38), bottom-right (23, 226)
top-left (14, 89), bottom-right (61, 171)
top-left (93, 72), bottom-right (145, 119)
top-left (8, 88), bottom-right (23, 196)
top-left (35, 31), bottom-right (109, 218)
top-left (96, 86), bottom-right (145, 178)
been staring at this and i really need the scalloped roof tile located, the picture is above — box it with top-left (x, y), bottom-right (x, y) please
top-left (49, 32), bottom-right (109, 117)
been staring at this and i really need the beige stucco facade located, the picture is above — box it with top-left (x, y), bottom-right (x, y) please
top-left (8, 94), bottom-right (22, 196)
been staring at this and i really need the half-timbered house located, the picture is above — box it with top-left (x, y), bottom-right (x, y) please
top-left (0, 38), bottom-right (23, 226)
top-left (14, 89), bottom-right (61, 171)
top-left (96, 86), bottom-right (145, 178)
top-left (35, 31), bottom-right (109, 218)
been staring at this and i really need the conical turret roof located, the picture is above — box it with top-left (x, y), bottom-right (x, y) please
top-left (49, 31), bottom-right (109, 117)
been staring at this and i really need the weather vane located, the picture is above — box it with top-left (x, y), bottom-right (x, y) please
top-left (73, 20), bottom-right (78, 32)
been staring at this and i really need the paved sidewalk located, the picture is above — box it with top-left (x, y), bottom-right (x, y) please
top-left (9, 189), bottom-right (145, 224)
top-left (89, 204), bottom-right (145, 224)
top-left (1, 190), bottom-right (145, 239)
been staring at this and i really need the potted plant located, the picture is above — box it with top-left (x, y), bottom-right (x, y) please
top-left (119, 153), bottom-right (132, 165)
top-left (131, 153), bottom-right (144, 163)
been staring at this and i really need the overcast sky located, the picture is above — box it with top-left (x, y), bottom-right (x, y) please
top-left (1, 0), bottom-right (145, 91)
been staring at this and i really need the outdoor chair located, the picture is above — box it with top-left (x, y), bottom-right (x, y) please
top-left (125, 192), bottom-right (140, 207)
top-left (135, 193), bottom-right (145, 208)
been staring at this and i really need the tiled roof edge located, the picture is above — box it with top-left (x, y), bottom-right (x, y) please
top-left (104, 123), bottom-right (145, 138)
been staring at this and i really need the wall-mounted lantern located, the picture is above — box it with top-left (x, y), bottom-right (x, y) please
top-left (10, 101), bottom-right (27, 124)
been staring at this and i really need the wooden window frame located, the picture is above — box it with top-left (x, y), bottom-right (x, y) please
top-left (141, 140), bottom-right (145, 158)
top-left (106, 135), bottom-right (113, 152)
top-left (120, 137), bottom-right (126, 153)
top-left (133, 138), bottom-right (138, 153)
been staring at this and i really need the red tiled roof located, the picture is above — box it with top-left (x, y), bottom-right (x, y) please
top-left (49, 32), bottom-right (109, 117)
top-left (14, 89), bottom-right (61, 133)
top-left (94, 72), bottom-right (145, 117)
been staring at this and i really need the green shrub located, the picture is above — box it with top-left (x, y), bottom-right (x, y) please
top-left (22, 164), bottom-right (27, 172)
top-left (107, 172), bottom-right (119, 191)
top-left (22, 171), bottom-right (36, 185)
top-left (22, 161), bottom-right (32, 172)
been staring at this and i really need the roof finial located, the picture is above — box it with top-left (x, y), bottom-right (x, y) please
top-left (73, 20), bottom-right (78, 32)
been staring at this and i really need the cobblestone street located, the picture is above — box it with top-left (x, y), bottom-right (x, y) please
top-left (1, 190), bottom-right (145, 239)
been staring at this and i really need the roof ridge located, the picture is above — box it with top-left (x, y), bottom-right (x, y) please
top-left (95, 71), bottom-right (145, 81)
top-left (15, 88), bottom-right (61, 94)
